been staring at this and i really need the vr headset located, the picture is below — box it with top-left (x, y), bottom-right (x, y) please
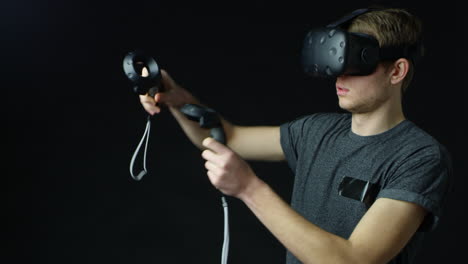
top-left (301, 8), bottom-right (423, 78)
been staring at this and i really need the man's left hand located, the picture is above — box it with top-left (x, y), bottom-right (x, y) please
top-left (201, 137), bottom-right (258, 198)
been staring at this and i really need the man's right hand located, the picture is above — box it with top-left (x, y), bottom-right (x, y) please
top-left (139, 69), bottom-right (197, 115)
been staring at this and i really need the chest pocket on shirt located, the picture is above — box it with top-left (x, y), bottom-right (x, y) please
top-left (338, 176), bottom-right (380, 208)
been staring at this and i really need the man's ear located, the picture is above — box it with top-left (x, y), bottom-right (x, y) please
top-left (390, 58), bottom-right (410, 85)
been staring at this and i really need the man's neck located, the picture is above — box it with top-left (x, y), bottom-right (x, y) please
top-left (351, 104), bottom-right (405, 136)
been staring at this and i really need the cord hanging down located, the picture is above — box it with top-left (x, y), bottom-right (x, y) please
top-left (221, 196), bottom-right (230, 264)
top-left (129, 116), bottom-right (152, 181)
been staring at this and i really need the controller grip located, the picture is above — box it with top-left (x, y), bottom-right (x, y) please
top-left (148, 86), bottom-right (160, 97)
top-left (210, 127), bottom-right (226, 145)
top-left (180, 103), bottom-right (226, 144)
top-left (180, 104), bottom-right (205, 122)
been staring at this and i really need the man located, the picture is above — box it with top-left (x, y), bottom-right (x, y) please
top-left (139, 8), bottom-right (451, 264)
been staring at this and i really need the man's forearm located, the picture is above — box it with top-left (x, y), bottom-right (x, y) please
top-left (239, 178), bottom-right (357, 264)
top-left (170, 105), bottom-right (284, 162)
top-left (169, 105), bottom-right (211, 149)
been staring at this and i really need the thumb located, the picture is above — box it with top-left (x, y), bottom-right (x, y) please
top-left (154, 92), bottom-right (165, 104)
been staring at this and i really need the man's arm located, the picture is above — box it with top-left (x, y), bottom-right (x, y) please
top-left (242, 181), bottom-right (427, 264)
top-left (202, 138), bottom-right (427, 264)
top-left (224, 124), bottom-right (284, 161)
top-left (140, 69), bottom-right (284, 161)
top-left (171, 108), bottom-right (284, 161)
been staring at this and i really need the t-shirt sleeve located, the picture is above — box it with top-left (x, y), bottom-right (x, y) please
top-left (280, 115), bottom-right (311, 172)
top-left (280, 113), bottom-right (345, 172)
top-left (377, 145), bottom-right (453, 231)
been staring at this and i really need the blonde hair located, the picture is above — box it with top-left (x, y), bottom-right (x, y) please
top-left (347, 8), bottom-right (423, 93)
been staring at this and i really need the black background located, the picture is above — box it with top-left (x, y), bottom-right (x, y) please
top-left (5, 0), bottom-right (466, 263)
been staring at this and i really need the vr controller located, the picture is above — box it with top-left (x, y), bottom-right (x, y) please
top-left (180, 104), bottom-right (226, 144)
top-left (123, 50), bottom-right (229, 264)
top-left (123, 50), bottom-right (164, 97)
top-left (123, 50), bottom-right (226, 144)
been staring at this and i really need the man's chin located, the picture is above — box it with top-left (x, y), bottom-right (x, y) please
top-left (338, 102), bottom-right (361, 114)
top-left (338, 101), bottom-right (352, 112)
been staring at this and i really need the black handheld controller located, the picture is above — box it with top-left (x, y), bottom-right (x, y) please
top-left (123, 50), bottom-right (164, 97)
top-left (124, 53), bottom-right (230, 262)
top-left (180, 104), bottom-right (226, 144)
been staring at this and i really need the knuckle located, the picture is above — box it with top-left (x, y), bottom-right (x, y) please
top-left (220, 168), bottom-right (229, 176)
top-left (220, 162), bottom-right (229, 170)
top-left (225, 151), bottom-right (235, 160)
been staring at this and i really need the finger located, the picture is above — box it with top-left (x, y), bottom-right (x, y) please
top-left (143, 105), bottom-right (161, 115)
top-left (139, 94), bottom-right (159, 104)
top-left (204, 161), bottom-right (223, 175)
top-left (206, 170), bottom-right (219, 187)
top-left (139, 94), bottom-right (153, 103)
top-left (139, 95), bottom-right (161, 115)
top-left (154, 92), bottom-right (167, 104)
top-left (140, 97), bottom-right (161, 111)
top-left (141, 67), bottom-right (149, 77)
top-left (201, 149), bottom-right (224, 165)
top-left (202, 137), bottom-right (229, 154)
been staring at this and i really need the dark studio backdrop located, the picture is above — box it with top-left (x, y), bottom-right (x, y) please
top-left (4, 0), bottom-right (466, 263)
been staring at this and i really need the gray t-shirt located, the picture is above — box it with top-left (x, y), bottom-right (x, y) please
top-left (280, 113), bottom-right (452, 264)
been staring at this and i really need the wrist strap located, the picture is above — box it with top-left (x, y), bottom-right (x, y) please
top-left (129, 115), bottom-right (152, 181)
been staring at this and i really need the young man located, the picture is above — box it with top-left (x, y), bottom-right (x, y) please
top-left (139, 8), bottom-right (451, 264)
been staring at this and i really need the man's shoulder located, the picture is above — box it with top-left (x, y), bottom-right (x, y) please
top-left (397, 121), bottom-right (447, 155)
top-left (389, 121), bottom-right (452, 172)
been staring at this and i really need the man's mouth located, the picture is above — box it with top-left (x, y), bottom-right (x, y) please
top-left (336, 85), bottom-right (349, 96)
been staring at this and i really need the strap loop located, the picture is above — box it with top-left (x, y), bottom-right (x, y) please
top-left (129, 116), bottom-right (152, 181)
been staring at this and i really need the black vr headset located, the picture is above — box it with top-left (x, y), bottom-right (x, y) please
top-left (301, 8), bottom-right (424, 78)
